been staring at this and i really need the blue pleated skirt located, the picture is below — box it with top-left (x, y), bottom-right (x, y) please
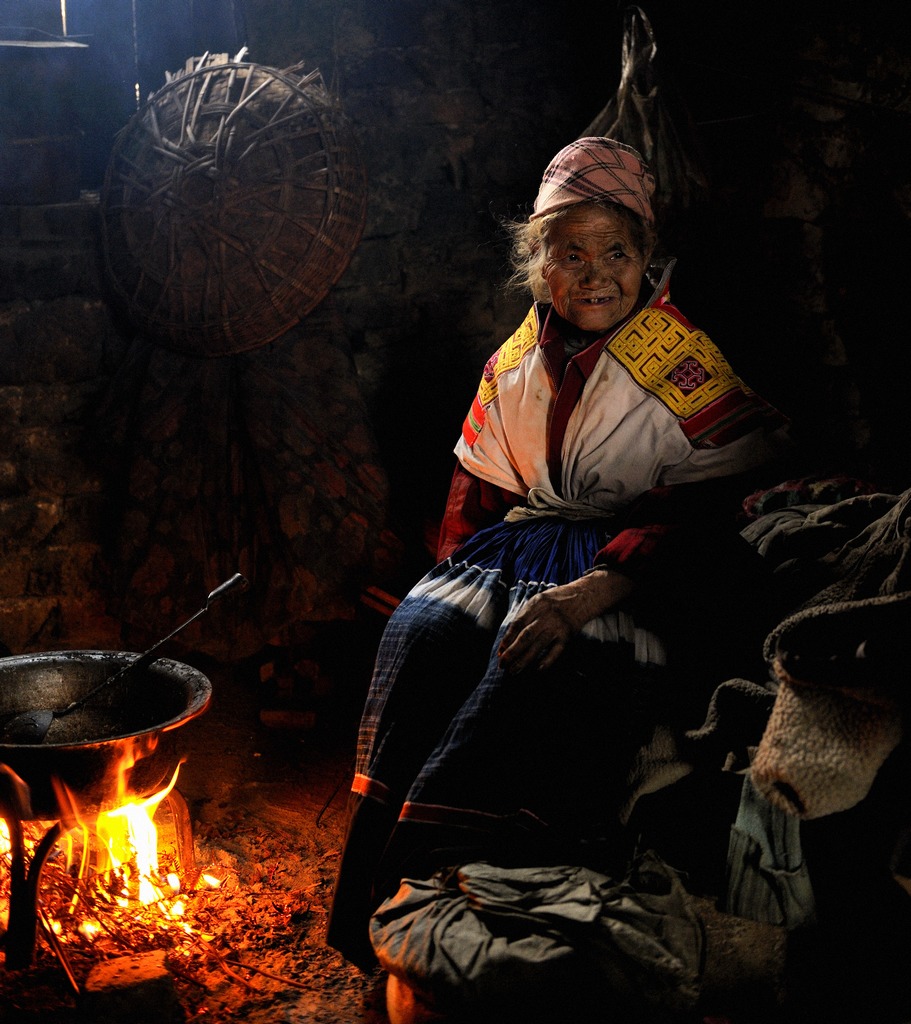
top-left (329, 515), bottom-right (673, 966)
top-left (356, 516), bottom-right (666, 823)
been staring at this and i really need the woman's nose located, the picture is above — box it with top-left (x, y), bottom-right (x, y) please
top-left (582, 259), bottom-right (613, 285)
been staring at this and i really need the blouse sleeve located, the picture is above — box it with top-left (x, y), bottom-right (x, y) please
top-left (592, 470), bottom-right (787, 677)
top-left (592, 472), bottom-right (765, 581)
top-left (436, 462), bottom-right (524, 562)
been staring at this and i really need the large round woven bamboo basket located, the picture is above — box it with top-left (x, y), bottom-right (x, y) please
top-left (100, 54), bottom-right (367, 356)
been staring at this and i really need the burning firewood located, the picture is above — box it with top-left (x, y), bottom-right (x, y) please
top-left (1, 785), bottom-right (380, 1022)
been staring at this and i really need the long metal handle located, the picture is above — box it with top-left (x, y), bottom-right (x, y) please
top-left (61, 573), bottom-right (249, 716)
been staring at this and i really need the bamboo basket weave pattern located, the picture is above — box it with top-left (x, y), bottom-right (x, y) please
top-left (101, 55), bottom-right (367, 356)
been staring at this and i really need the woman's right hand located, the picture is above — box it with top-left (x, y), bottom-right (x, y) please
top-left (497, 569), bottom-right (633, 674)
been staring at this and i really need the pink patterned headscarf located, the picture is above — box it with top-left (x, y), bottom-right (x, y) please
top-left (531, 137), bottom-right (656, 226)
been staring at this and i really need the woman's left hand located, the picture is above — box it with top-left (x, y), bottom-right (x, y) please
top-left (497, 570), bottom-right (633, 674)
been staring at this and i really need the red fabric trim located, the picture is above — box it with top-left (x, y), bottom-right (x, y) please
top-left (597, 524), bottom-right (676, 577)
top-left (547, 360), bottom-right (583, 492)
top-left (351, 773), bottom-right (391, 803)
top-left (539, 307), bottom-right (635, 495)
top-left (461, 393), bottom-right (486, 446)
top-left (681, 389), bottom-right (787, 448)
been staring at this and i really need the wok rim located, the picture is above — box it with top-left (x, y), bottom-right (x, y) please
top-left (0, 649), bottom-right (213, 750)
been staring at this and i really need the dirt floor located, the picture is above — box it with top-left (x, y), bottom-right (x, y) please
top-left (2, 627), bottom-right (908, 1024)
top-left (0, 645), bottom-right (390, 1024)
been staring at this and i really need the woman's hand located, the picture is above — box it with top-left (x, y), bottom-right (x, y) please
top-left (497, 570), bottom-right (633, 674)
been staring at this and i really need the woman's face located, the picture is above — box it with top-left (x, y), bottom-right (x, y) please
top-left (541, 204), bottom-right (650, 334)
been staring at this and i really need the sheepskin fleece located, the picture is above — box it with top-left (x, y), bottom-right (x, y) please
top-left (746, 488), bottom-right (911, 818)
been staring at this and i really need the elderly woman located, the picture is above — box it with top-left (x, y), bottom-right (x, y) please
top-left (327, 137), bottom-right (791, 971)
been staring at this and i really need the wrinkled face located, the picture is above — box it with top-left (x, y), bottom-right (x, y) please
top-left (541, 204), bottom-right (650, 334)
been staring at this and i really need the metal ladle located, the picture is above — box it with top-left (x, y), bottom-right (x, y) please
top-left (0, 573), bottom-right (249, 745)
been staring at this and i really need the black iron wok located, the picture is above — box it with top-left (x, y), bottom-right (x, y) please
top-left (0, 651), bottom-right (212, 820)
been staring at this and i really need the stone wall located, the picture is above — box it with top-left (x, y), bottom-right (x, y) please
top-left (0, 198), bottom-right (128, 651)
top-left (243, 0), bottom-right (604, 547)
top-left (0, 0), bottom-right (908, 658)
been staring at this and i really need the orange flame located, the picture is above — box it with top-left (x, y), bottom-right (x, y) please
top-left (47, 751), bottom-right (184, 907)
top-left (2, 753), bottom-right (226, 951)
top-left (94, 762), bottom-right (182, 905)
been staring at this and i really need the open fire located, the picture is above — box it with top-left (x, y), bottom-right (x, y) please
top-left (1, 759), bottom-right (224, 996)
top-left (0, 658), bottom-right (378, 1023)
top-left (0, 745), bottom-right (369, 1024)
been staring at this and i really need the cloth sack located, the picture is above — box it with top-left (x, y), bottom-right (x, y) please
top-left (369, 851), bottom-right (704, 1024)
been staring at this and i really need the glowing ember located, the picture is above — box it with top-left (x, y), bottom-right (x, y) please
top-left (78, 919), bottom-right (102, 941)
